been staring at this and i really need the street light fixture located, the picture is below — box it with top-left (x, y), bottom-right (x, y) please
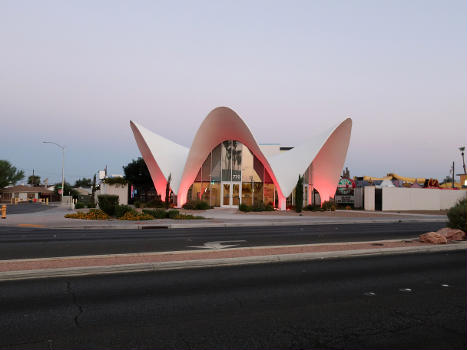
top-left (43, 141), bottom-right (65, 202)
top-left (459, 146), bottom-right (466, 175)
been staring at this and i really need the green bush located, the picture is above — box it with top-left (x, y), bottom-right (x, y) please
top-left (322, 200), bottom-right (336, 211)
top-left (239, 203), bottom-right (251, 212)
top-left (97, 195), bottom-right (119, 216)
top-left (134, 201), bottom-right (141, 208)
top-left (447, 198), bottom-right (466, 231)
top-left (252, 202), bottom-right (274, 212)
top-left (143, 208), bottom-right (167, 219)
top-left (295, 175), bottom-right (304, 213)
top-left (75, 202), bottom-right (85, 209)
top-left (115, 205), bottom-right (135, 218)
top-left (182, 200), bottom-right (210, 210)
top-left (239, 202), bottom-right (274, 212)
top-left (87, 200), bottom-right (96, 209)
top-left (304, 204), bottom-right (321, 211)
top-left (167, 209), bottom-right (179, 219)
top-left (145, 199), bottom-right (165, 208)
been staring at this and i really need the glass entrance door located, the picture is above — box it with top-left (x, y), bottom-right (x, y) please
top-left (232, 183), bottom-right (240, 205)
top-left (221, 182), bottom-right (242, 207)
top-left (222, 183), bottom-right (230, 206)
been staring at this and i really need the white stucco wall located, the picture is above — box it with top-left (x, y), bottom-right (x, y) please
top-left (440, 190), bottom-right (467, 209)
top-left (96, 183), bottom-right (128, 205)
top-left (381, 188), bottom-right (466, 211)
top-left (364, 186), bottom-right (375, 211)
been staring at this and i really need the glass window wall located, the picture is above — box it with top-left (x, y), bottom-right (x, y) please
top-left (221, 141), bottom-right (232, 181)
top-left (231, 141), bottom-right (242, 182)
top-left (187, 139), bottom-right (279, 209)
top-left (211, 144), bottom-right (221, 182)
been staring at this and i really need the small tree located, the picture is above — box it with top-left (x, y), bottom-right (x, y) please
top-left (0, 160), bottom-right (24, 189)
top-left (54, 182), bottom-right (79, 199)
top-left (27, 175), bottom-right (41, 186)
top-left (74, 177), bottom-right (92, 188)
top-left (91, 174), bottom-right (97, 198)
top-left (295, 175), bottom-right (304, 213)
top-left (123, 157), bottom-right (155, 202)
top-left (165, 174), bottom-right (172, 209)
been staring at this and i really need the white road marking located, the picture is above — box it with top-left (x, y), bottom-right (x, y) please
top-left (399, 288), bottom-right (412, 293)
top-left (189, 240), bottom-right (246, 250)
top-left (441, 284), bottom-right (450, 287)
top-left (364, 292), bottom-right (376, 296)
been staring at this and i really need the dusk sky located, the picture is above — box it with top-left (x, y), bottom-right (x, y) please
top-left (1, 0), bottom-right (465, 185)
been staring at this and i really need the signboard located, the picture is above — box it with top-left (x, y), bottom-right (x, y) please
top-left (336, 178), bottom-right (355, 195)
top-left (335, 195), bottom-right (354, 204)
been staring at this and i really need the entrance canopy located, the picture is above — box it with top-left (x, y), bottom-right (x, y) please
top-left (130, 107), bottom-right (352, 210)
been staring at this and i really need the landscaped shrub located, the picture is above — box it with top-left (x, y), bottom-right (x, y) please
top-left (97, 195), bottom-right (119, 216)
top-left (75, 202), bottom-right (85, 209)
top-left (119, 211), bottom-right (154, 221)
top-left (304, 204), bottom-right (321, 211)
top-left (239, 203), bottom-right (251, 212)
top-left (115, 205), bottom-right (135, 218)
top-left (239, 202), bottom-right (274, 212)
top-left (167, 209), bottom-right (179, 219)
top-left (87, 200), bottom-right (96, 208)
top-left (65, 209), bottom-right (109, 220)
top-left (295, 175), bottom-right (304, 213)
top-left (252, 202), bottom-right (274, 212)
top-left (447, 198), bottom-right (466, 231)
top-left (134, 201), bottom-right (141, 208)
top-left (322, 200), bottom-right (336, 211)
top-left (145, 199), bottom-right (165, 208)
top-left (142, 208), bottom-right (167, 219)
top-left (182, 200), bottom-right (210, 210)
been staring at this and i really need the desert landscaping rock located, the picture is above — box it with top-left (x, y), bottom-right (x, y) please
top-left (436, 227), bottom-right (466, 241)
top-left (419, 232), bottom-right (448, 244)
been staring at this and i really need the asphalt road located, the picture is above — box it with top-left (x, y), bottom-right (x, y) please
top-left (2, 203), bottom-right (56, 214)
top-left (0, 250), bottom-right (464, 349)
top-left (0, 221), bottom-right (446, 259)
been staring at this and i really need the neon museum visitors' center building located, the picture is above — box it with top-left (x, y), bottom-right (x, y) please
top-left (130, 107), bottom-right (352, 210)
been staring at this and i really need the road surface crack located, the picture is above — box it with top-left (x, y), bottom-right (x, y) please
top-left (66, 281), bottom-right (83, 328)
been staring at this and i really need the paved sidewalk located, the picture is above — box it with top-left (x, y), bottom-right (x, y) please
top-left (0, 239), bottom-right (465, 281)
top-left (0, 206), bottom-right (447, 230)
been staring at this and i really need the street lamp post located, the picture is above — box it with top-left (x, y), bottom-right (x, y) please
top-left (459, 146), bottom-right (466, 174)
top-left (43, 141), bottom-right (65, 202)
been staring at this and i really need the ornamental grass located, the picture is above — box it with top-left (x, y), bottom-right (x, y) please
top-left (65, 209), bottom-right (109, 220)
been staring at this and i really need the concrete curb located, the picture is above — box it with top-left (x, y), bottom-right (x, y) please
top-left (12, 217), bottom-right (446, 230)
top-left (165, 218), bottom-right (447, 229)
top-left (0, 242), bottom-right (464, 282)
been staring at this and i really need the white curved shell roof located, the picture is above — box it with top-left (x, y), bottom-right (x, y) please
top-left (130, 107), bottom-right (352, 207)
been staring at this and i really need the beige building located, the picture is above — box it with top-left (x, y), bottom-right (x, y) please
top-left (0, 185), bottom-right (54, 203)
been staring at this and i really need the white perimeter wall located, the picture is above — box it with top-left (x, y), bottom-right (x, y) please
top-left (381, 188), bottom-right (466, 211)
top-left (364, 186), bottom-right (375, 211)
top-left (95, 184), bottom-right (128, 205)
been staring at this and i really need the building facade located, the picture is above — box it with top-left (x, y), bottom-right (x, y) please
top-left (130, 107), bottom-right (352, 210)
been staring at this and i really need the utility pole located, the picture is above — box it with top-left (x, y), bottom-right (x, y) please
top-left (452, 161), bottom-right (455, 189)
top-left (43, 141), bottom-right (65, 202)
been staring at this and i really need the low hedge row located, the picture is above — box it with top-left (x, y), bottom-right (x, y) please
top-left (143, 209), bottom-right (180, 219)
top-left (182, 200), bottom-right (210, 210)
top-left (239, 202), bottom-right (274, 212)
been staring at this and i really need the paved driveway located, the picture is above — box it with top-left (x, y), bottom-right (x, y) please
top-left (2, 203), bottom-right (56, 214)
